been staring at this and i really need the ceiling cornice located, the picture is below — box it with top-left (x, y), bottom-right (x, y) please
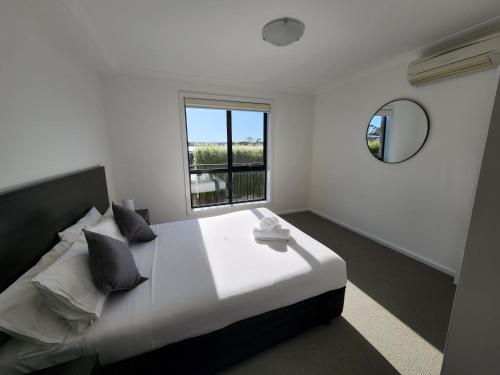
top-left (113, 66), bottom-right (315, 96)
top-left (315, 16), bottom-right (500, 95)
top-left (56, 0), bottom-right (314, 95)
top-left (56, 1), bottom-right (500, 97)
top-left (61, 0), bottom-right (119, 70)
top-left (314, 50), bottom-right (420, 96)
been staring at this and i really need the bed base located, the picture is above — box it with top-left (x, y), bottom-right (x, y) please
top-left (99, 287), bottom-right (345, 374)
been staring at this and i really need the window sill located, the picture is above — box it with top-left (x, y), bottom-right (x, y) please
top-left (189, 200), bottom-right (270, 216)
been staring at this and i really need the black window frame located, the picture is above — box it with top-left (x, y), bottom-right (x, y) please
top-left (377, 115), bottom-right (387, 161)
top-left (368, 114), bottom-right (388, 162)
top-left (185, 107), bottom-right (268, 209)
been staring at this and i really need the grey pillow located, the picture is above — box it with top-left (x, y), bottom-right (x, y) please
top-left (83, 230), bottom-right (147, 295)
top-left (112, 203), bottom-right (156, 243)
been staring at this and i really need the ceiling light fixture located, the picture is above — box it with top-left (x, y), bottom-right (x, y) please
top-left (262, 17), bottom-right (305, 46)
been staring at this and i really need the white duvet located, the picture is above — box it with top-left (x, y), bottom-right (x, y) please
top-left (0, 208), bottom-right (347, 374)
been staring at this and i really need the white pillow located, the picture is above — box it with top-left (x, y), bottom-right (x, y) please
top-left (33, 240), bottom-right (73, 274)
top-left (76, 216), bottom-right (127, 244)
top-left (0, 236), bottom-right (79, 344)
top-left (0, 272), bottom-right (69, 345)
top-left (32, 243), bottom-right (106, 334)
top-left (103, 206), bottom-right (113, 218)
top-left (58, 207), bottom-right (102, 243)
top-left (0, 213), bottom-right (107, 346)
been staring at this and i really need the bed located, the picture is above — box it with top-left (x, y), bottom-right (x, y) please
top-left (0, 167), bottom-right (346, 374)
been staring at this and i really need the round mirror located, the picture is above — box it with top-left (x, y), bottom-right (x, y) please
top-left (366, 99), bottom-right (429, 163)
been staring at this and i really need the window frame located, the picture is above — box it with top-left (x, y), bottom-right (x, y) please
top-left (179, 92), bottom-right (273, 216)
top-left (375, 108), bottom-right (393, 162)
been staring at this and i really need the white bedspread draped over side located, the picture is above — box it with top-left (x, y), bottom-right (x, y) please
top-left (0, 208), bottom-right (347, 374)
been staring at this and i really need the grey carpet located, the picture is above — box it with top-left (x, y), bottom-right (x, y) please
top-left (222, 211), bottom-right (456, 375)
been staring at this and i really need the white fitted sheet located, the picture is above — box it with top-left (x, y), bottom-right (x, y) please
top-left (0, 208), bottom-right (347, 374)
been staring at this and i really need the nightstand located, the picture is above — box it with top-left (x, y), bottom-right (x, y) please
top-left (31, 354), bottom-right (99, 375)
top-left (135, 209), bottom-right (150, 224)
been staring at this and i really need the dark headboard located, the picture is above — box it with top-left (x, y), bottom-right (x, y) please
top-left (0, 167), bottom-right (109, 292)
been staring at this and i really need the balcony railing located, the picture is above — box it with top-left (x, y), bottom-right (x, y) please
top-left (190, 167), bottom-right (265, 208)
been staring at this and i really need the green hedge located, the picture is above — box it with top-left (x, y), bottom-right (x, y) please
top-left (192, 144), bottom-right (263, 168)
top-left (367, 139), bottom-right (380, 156)
top-left (191, 144), bottom-right (265, 204)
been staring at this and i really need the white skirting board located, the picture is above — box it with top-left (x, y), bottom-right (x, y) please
top-left (276, 208), bottom-right (309, 215)
top-left (307, 209), bottom-right (456, 277)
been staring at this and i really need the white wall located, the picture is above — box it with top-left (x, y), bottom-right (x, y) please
top-left (3, 0), bottom-right (495, 278)
top-left (0, 1), bottom-right (115, 198)
top-left (103, 75), bottom-right (313, 224)
top-left (310, 63), bottom-right (498, 274)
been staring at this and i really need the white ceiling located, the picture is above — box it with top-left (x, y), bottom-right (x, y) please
top-left (34, 0), bottom-right (500, 93)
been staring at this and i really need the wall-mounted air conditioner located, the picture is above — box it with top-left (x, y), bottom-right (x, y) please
top-left (408, 31), bottom-right (500, 86)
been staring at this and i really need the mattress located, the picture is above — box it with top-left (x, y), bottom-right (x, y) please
top-left (0, 208), bottom-right (347, 373)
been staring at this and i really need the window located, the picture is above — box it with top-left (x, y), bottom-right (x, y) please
top-left (183, 98), bottom-right (269, 209)
top-left (367, 110), bottom-right (392, 161)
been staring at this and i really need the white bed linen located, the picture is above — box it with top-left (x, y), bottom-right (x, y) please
top-left (0, 208), bottom-right (347, 374)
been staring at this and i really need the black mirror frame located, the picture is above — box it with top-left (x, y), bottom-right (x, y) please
top-left (365, 98), bottom-right (430, 164)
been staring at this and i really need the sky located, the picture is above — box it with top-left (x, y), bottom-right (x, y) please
top-left (370, 114), bottom-right (381, 127)
top-left (368, 114), bottom-right (382, 135)
top-left (186, 108), bottom-right (264, 143)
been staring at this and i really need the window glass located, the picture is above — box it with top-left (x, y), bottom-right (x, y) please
top-left (186, 108), bottom-right (227, 171)
top-left (368, 115), bottom-right (383, 160)
top-left (185, 105), bottom-right (267, 209)
top-left (190, 172), bottom-right (229, 207)
top-left (231, 111), bottom-right (264, 167)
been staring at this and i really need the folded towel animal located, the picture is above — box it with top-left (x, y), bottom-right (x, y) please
top-left (259, 216), bottom-right (281, 231)
top-left (253, 228), bottom-right (290, 242)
